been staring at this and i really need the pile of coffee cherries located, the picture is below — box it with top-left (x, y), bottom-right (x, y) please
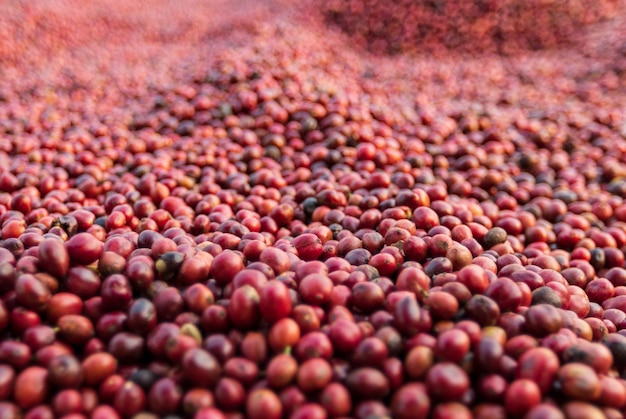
top-left (1, 1), bottom-right (626, 418)
top-left (322, 0), bottom-right (626, 55)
